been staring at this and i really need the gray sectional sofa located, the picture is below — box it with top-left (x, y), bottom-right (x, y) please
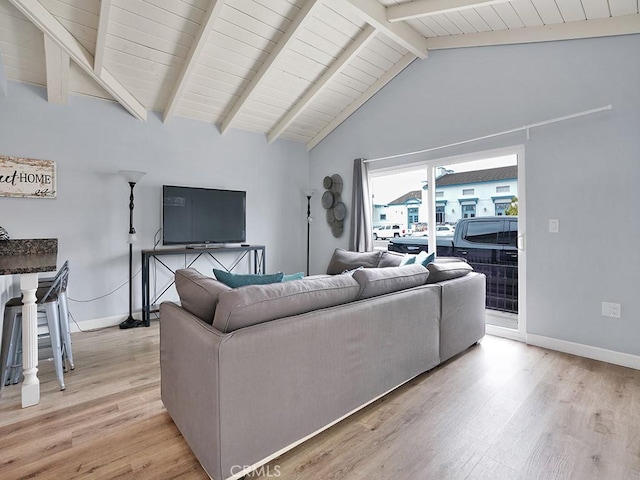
top-left (159, 249), bottom-right (486, 480)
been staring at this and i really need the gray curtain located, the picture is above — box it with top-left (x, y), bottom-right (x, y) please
top-left (349, 158), bottom-right (373, 252)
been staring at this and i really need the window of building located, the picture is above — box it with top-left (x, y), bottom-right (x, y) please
top-left (462, 188), bottom-right (474, 195)
top-left (407, 207), bottom-right (419, 226)
top-left (495, 202), bottom-right (510, 216)
top-left (380, 214), bottom-right (386, 221)
top-left (435, 191), bottom-right (444, 198)
top-left (462, 204), bottom-right (476, 218)
top-left (436, 205), bottom-right (445, 223)
top-left (496, 185), bottom-right (510, 193)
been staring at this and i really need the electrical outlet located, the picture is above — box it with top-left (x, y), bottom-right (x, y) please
top-left (602, 302), bottom-right (621, 318)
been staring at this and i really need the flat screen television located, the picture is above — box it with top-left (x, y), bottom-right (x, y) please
top-left (162, 185), bottom-right (246, 245)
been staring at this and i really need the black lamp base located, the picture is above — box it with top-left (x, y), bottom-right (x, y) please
top-left (119, 317), bottom-right (143, 329)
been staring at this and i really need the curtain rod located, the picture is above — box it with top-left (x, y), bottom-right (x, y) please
top-left (363, 105), bottom-right (613, 164)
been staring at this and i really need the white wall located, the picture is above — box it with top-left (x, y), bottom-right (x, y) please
top-left (0, 82), bottom-right (309, 327)
top-left (309, 34), bottom-right (640, 357)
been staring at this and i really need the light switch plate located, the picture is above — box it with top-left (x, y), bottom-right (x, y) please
top-left (549, 219), bottom-right (559, 233)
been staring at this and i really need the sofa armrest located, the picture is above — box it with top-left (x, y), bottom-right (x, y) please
top-left (438, 272), bottom-right (486, 362)
top-left (160, 302), bottom-right (227, 480)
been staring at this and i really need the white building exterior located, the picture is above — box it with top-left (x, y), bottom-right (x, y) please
top-left (373, 166), bottom-right (517, 228)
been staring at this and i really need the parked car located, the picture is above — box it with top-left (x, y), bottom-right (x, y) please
top-left (389, 216), bottom-right (518, 313)
top-left (373, 224), bottom-right (410, 240)
top-left (411, 224), bottom-right (455, 237)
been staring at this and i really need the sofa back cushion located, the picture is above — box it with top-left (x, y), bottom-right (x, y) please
top-left (175, 269), bottom-right (231, 324)
top-left (213, 275), bottom-right (360, 333)
top-left (425, 261), bottom-right (473, 283)
top-left (352, 264), bottom-right (429, 300)
top-left (326, 248), bottom-right (382, 274)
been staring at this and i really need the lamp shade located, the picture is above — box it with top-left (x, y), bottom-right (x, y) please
top-left (302, 188), bottom-right (316, 198)
top-left (119, 170), bottom-right (146, 184)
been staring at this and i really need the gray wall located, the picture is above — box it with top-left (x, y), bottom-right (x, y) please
top-left (0, 82), bottom-right (309, 325)
top-left (309, 34), bottom-right (640, 356)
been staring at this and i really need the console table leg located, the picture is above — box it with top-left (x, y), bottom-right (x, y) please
top-left (20, 273), bottom-right (39, 408)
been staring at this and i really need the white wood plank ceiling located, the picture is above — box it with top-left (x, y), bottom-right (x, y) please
top-left (1, 0), bottom-right (638, 149)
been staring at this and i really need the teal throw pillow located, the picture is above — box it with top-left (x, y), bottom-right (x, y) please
top-left (415, 251), bottom-right (436, 267)
top-left (213, 269), bottom-right (284, 288)
top-left (400, 255), bottom-right (416, 266)
top-left (282, 272), bottom-right (305, 282)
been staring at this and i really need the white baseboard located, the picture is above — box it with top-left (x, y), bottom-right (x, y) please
top-left (527, 333), bottom-right (640, 371)
top-left (69, 311), bottom-right (144, 332)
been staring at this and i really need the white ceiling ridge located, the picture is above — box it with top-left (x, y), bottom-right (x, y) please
top-left (94, 0), bottom-right (112, 75)
top-left (267, 25), bottom-right (377, 144)
top-left (387, 0), bottom-right (511, 23)
top-left (8, 0), bottom-right (147, 121)
top-left (342, 0), bottom-right (428, 59)
top-left (307, 51), bottom-right (416, 151)
top-left (164, 0), bottom-right (224, 123)
top-left (44, 34), bottom-right (69, 104)
top-left (425, 13), bottom-right (640, 50)
top-left (220, 0), bottom-right (325, 134)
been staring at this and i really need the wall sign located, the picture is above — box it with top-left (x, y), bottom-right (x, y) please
top-left (0, 156), bottom-right (56, 199)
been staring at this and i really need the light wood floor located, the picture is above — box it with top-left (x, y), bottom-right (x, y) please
top-left (1, 322), bottom-right (639, 480)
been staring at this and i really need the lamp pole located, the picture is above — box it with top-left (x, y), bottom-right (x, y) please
top-left (306, 194), bottom-right (312, 276)
top-left (118, 171), bottom-right (145, 329)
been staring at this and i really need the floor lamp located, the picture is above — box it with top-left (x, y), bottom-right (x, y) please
top-left (303, 189), bottom-right (315, 276)
top-left (119, 170), bottom-right (146, 329)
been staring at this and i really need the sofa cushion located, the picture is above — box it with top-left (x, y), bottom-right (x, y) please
top-left (213, 269), bottom-right (284, 288)
top-left (425, 262), bottom-right (473, 283)
top-left (175, 269), bottom-right (231, 323)
top-left (377, 251), bottom-right (405, 268)
top-left (212, 275), bottom-right (361, 333)
top-left (326, 248), bottom-right (382, 275)
top-left (352, 264), bottom-right (429, 300)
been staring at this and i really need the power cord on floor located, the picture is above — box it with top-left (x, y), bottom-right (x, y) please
top-left (67, 268), bottom-right (142, 303)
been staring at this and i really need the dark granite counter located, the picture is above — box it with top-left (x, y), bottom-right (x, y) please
top-left (0, 239), bottom-right (58, 275)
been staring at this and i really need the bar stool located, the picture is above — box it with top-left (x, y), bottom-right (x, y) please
top-left (37, 261), bottom-right (73, 371)
top-left (0, 261), bottom-right (70, 393)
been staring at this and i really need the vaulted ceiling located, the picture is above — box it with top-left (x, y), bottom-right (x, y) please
top-left (1, 0), bottom-right (638, 150)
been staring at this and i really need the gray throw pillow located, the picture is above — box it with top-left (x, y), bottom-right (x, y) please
top-left (326, 248), bottom-right (382, 275)
top-left (377, 251), bottom-right (405, 268)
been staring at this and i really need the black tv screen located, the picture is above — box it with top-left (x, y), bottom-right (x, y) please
top-left (162, 185), bottom-right (246, 245)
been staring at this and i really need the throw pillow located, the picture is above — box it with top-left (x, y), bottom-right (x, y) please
top-left (400, 255), bottom-right (416, 266)
top-left (175, 269), bottom-right (231, 324)
top-left (415, 251), bottom-right (436, 267)
top-left (282, 272), bottom-right (305, 282)
top-left (326, 248), bottom-right (382, 275)
top-left (213, 269), bottom-right (284, 288)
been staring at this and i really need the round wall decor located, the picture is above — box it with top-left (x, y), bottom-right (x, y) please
top-left (321, 174), bottom-right (346, 238)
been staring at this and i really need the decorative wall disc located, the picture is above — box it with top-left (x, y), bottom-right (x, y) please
top-left (321, 190), bottom-right (334, 209)
top-left (321, 173), bottom-right (347, 238)
top-left (334, 202), bottom-right (346, 221)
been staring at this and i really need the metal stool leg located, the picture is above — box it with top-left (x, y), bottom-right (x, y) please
top-left (43, 303), bottom-right (65, 391)
top-left (58, 291), bottom-right (74, 371)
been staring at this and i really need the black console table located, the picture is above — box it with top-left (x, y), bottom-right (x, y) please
top-left (141, 245), bottom-right (265, 326)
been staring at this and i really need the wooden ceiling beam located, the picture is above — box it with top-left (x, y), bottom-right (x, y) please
top-left (94, 0), bottom-right (111, 74)
top-left (425, 13), bottom-right (640, 50)
top-left (342, 0), bottom-right (428, 59)
top-left (43, 34), bottom-right (69, 104)
top-left (268, 25), bottom-right (377, 144)
top-left (307, 52), bottom-right (416, 150)
top-left (387, 0), bottom-right (511, 23)
top-left (0, 48), bottom-right (6, 97)
top-left (9, 0), bottom-right (147, 120)
top-left (164, 0), bottom-right (224, 123)
top-left (220, 0), bottom-right (325, 134)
